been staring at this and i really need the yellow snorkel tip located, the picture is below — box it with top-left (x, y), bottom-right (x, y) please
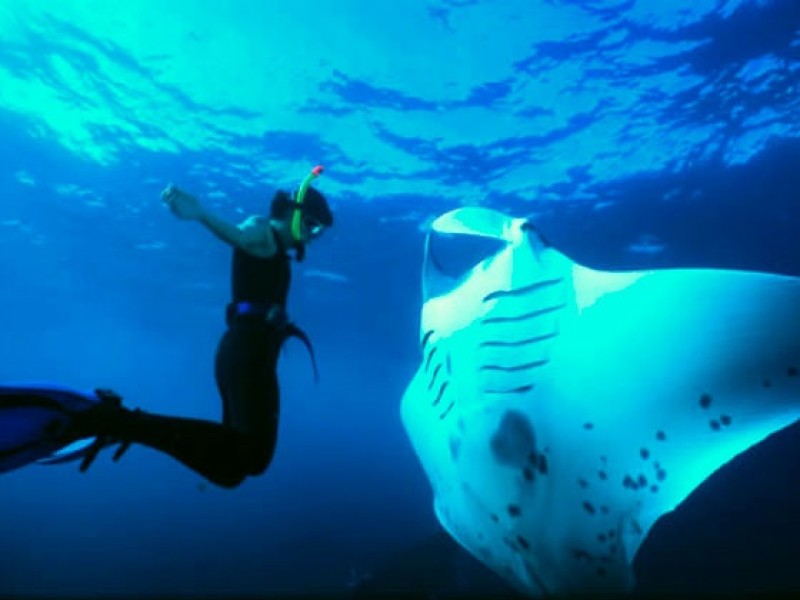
top-left (291, 165), bottom-right (325, 242)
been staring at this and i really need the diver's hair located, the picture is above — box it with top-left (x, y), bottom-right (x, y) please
top-left (269, 186), bottom-right (333, 226)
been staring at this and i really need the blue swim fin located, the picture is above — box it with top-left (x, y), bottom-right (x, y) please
top-left (0, 383), bottom-right (114, 474)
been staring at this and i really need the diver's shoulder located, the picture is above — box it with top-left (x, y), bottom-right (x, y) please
top-left (237, 215), bottom-right (277, 257)
top-left (238, 214), bottom-right (269, 228)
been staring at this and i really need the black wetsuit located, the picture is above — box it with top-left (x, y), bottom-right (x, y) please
top-left (215, 234), bottom-right (291, 466)
top-left (72, 230), bottom-right (292, 488)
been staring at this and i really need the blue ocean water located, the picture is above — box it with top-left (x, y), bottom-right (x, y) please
top-left (0, 0), bottom-right (798, 597)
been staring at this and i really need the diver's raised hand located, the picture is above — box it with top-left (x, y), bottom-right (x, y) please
top-left (161, 184), bottom-right (204, 221)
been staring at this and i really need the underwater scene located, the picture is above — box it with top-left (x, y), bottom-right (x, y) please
top-left (0, 0), bottom-right (799, 597)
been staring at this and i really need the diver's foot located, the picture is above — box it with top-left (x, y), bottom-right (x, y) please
top-left (65, 389), bottom-right (135, 471)
top-left (52, 388), bottom-right (132, 444)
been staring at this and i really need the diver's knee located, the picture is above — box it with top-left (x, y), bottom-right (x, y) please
top-left (245, 436), bottom-right (276, 476)
top-left (207, 433), bottom-right (274, 488)
top-left (214, 472), bottom-right (247, 489)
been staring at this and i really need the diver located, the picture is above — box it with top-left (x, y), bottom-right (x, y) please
top-left (0, 166), bottom-right (333, 489)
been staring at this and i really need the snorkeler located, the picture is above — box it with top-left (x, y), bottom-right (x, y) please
top-left (0, 166), bottom-right (333, 488)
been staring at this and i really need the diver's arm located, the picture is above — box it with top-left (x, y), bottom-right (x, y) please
top-left (196, 209), bottom-right (245, 248)
top-left (162, 184), bottom-right (273, 255)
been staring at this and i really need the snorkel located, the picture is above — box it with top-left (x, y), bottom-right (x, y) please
top-left (291, 165), bottom-right (325, 243)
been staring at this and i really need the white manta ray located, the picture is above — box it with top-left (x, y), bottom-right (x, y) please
top-left (400, 207), bottom-right (800, 596)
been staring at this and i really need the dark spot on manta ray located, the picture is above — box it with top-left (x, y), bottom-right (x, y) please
top-left (537, 454), bottom-right (549, 475)
top-left (710, 419), bottom-right (721, 431)
top-left (598, 470), bottom-right (608, 480)
top-left (583, 422), bottom-right (594, 430)
top-left (578, 478), bottom-right (589, 489)
top-left (788, 366), bottom-right (798, 376)
top-left (608, 530), bottom-right (616, 539)
top-left (583, 501), bottom-right (596, 515)
top-left (508, 504), bottom-right (521, 517)
top-left (523, 467), bottom-right (534, 482)
top-left (656, 430), bottom-right (667, 441)
top-left (720, 414), bottom-right (732, 426)
top-left (597, 533), bottom-right (607, 543)
top-left (699, 393), bottom-right (712, 409)
top-left (517, 535), bottom-right (531, 550)
top-left (640, 448), bottom-right (650, 459)
top-left (490, 410), bottom-right (536, 468)
top-left (449, 437), bottom-right (461, 460)
top-left (763, 378), bottom-right (772, 388)
top-left (571, 548), bottom-right (593, 562)
top-left (491, 513), bottom-right (499, 523)
top-left (656, 469), bottom-right (667, 482)
top-left (651, 485), bottom-right (659, 493)
top-left (622, 475), bottom-right (636, 490)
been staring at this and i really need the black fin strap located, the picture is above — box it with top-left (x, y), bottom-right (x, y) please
top-left (77, 389), bottom-right (132, 472)
top-left (77, 436), bottom-right (131, 472)
top-left (285, 324), bottom-right (320, 383)
top-left (79, 436), bottom-right (107, 472)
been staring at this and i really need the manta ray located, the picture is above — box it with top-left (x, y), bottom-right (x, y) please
top-left (400, 207), bottom-right (800, 595)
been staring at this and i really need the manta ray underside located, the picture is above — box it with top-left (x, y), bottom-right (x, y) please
top-left (401, 207), bottom-right (800, 595)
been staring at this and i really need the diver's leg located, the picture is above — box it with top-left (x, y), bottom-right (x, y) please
top-left (214, 325), bottom-right (280, 476)
top-left (59, 327), bottom-right (276, 488)
top-left (0, 387), bottom-right (243, 479)
top-left (68, 326), bottom-right (281, 488)
top-left (71, 402), bottom-right (257, 488)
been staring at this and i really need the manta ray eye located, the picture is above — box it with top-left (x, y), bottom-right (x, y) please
top-left (423, 231), bottom-right (507, 300)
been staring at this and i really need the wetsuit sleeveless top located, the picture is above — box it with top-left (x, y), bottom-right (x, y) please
top-left (230, 226), bottom-right (290, 310)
